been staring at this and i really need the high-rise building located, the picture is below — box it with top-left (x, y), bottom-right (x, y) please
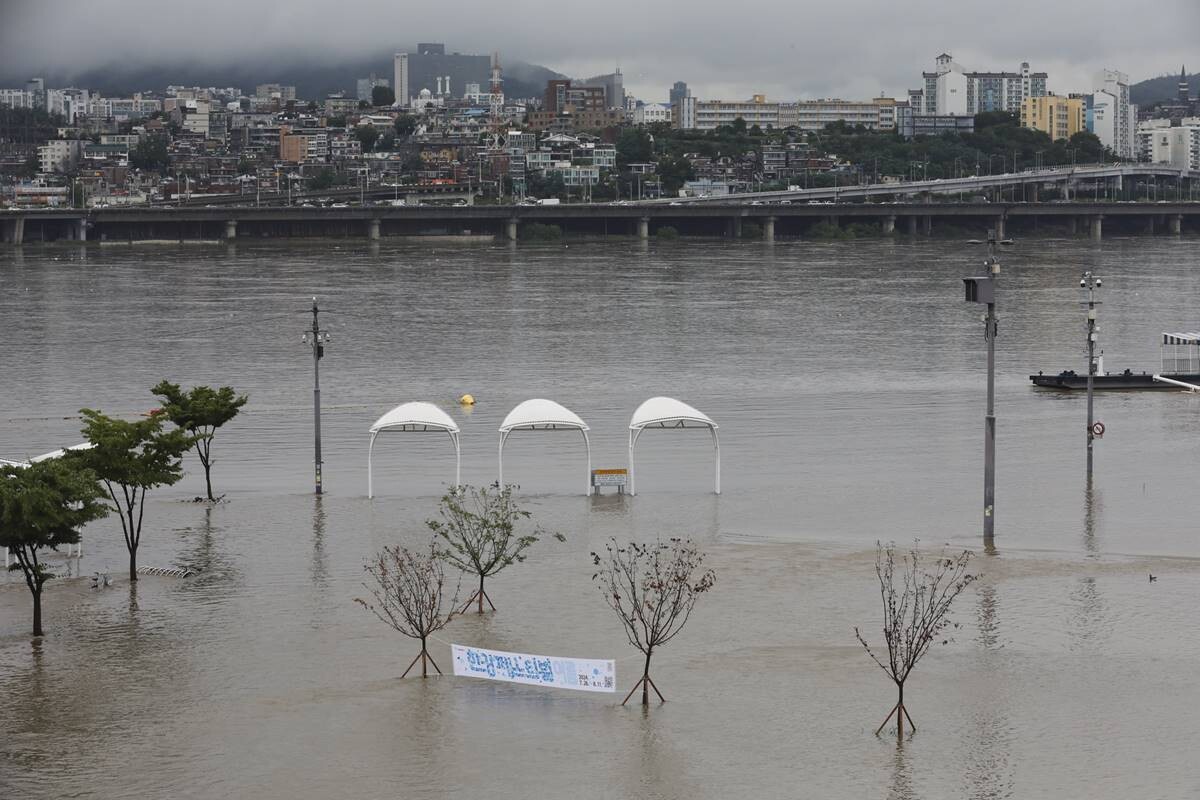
top-left (669, 81), bottom-right (690, 107)
top-left (577, 70), bottom-right (625, 110)
top-left (1180, 65), bottom-right (1191, 108)
top-left (1021, 95), bottom-right (1085, 140)
top-left (1092, 69), bottom-right (1135, 159)
top-left (393, 43), bottom-right (490, 103)
top-left (910, 54), bottom-right (1046, 115)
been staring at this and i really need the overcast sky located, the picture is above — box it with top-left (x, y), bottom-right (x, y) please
top-left (2, 0), bottom-right (1197, 101)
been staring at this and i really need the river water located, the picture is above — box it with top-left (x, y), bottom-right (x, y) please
top-left (2, 236), bottom-right (1199, 799)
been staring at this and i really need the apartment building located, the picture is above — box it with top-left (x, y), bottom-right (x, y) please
top-left (1093, 69), bottom-right (1136, 159)
top-left (1021, 95), bottom-right (1085, 140)
top-left (279, 126), bottom-right (329, 163)
top-left (911, 54), bottom-right (1047, 115)
top-left (37, 139), bottom-right (85, 173)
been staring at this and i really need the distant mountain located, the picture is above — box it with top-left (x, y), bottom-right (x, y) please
top-left (1130, 71), bottom-right (1199, 107)
top-left (1, 50), bottom-right (565, 101)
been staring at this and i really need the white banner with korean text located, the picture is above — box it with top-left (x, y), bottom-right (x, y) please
top-left (451, 644), bottom-right (615, 693)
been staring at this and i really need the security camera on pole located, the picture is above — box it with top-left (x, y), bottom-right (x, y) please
top-left (963, 230), bottom-right (1000, 542)
top-left (1081, 272), bottom-right (1103, 477)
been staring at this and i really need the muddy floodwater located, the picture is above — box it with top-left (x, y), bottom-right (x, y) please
top-left (2, 237), bottom-right (1200, 799)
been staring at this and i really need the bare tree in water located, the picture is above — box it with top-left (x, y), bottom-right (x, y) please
top-left (356, 538), bottom-right (459, 677)
top-left (431, 484), bottom-right (560, 613)
top-left (592, 537), bottom-right (716, 706)
top-left (855, 541), bottom-right (976, 736)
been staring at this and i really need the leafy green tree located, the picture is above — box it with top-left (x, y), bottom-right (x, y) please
top-left (70, 410), bottom-right (195, 581)
top-left (307, 168), bottom-right (336, 190)
top-left (151, 381), bottom-right (249, 501)
top-left (356, 124), bottom-right (380, 152)
top-left (371, 85), bottom-right (396, 106)
top-left (616, 128), bottom-right (654, 168)
top-left (430, 484), bottom-right (562, 613)
top-left (394, 114), bottom-right (417, 137)
top-left (656, 154), bottom-right (695, 194)
top-left (0, 460), bottom-right (109, 636)
top-left (130, 135), bottom-right (169, 172)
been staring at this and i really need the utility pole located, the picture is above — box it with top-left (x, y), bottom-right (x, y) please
top-left (964, 230), bottom-right (1001, 542)
top-left (1081, 271), bottom-right (1102, 478)
top-left (302, 298), bottom-right (329, 494)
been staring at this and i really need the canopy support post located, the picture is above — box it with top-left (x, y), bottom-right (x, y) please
top-left (628, 428), bottom-right (637, 496)
top-left (582, 430), bottom-right (592, 496)
top-left (498, 431), bottom-right (508, 487)
top-left (451, 431), bottom-right (461, 488)
top-left (368, 432), bottom-right (378, 498)
top-left (711, 427), bottom-right (721, 494)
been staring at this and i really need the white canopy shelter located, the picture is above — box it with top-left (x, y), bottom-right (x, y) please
top-left (628, 397), bottom-right (720, 495)
top-left (368, 402), bottom-right (461, 498)
top-left (498, 399), bottom-right (592, 495)
top-left (2, 443), bottom-right (92, 566)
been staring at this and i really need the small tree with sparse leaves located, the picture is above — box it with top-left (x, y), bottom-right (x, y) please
top-left (0, 460), bottom-right (109, 636)
top-left (855, 541), bottom-right (976, 737)
top-left (430, 484), bottom-right (560, 614)
top-left (356, 538), bottom-right (459, 677)
top-left (152, 380), bottom-right (248, 501)
top-left (591, 537), bottom-right (716, 706)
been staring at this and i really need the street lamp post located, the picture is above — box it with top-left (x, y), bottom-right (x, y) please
top-left (964, 230), bottom-right (1001, 542)
top-left (1081, 272), bottom-right (1102, 478)
top-left (301, 298), bottom-right (329, 494)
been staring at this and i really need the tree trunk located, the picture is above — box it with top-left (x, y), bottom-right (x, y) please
top-left (421, 636), bottom-right (428, 677)
top-left (642, 649), bottom-right (653, 706)
top-left (477, 574), bottom-right (485, 613)
top-left (897, 681), bottom-right (905, 738)
top-left (203, 461), bottom-right (214, 502)
top-left (32, 586), bottom-right (43, 637)
top-left (129, 545), bottom-right (138, 582)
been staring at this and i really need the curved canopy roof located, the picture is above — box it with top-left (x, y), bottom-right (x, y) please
top-left (370, 402), bottom-right (460, 434)
top-left (500, 399), bottom-right (589, 432)
top-left (629, 397), bottom-right (717, 430)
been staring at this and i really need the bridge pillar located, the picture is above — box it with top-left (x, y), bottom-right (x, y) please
top-left (729, 217), bottom-right (742, 238)
top-left (764, 216), bottom-right (776, 242)
top-left (922, 215), bottom-right (932, 236)
top-left (994, 215), bottom-right (1006, 240)
top-left (77, 218), bottom-right (87, 242)
top-left (638, 216), bottom-right (649, 240)
top-left (1089, 215), bottom-right (1103, 241)
top-left (367, 218), bottom-right (380, 240)
top-left (506, 217), bottom-right (518, 242)
top-left (4, 217), bottom-right (24, 244)
top-left (1068, 216), bottom-right (1077, 235)
top-left (1146, 216), bottom-right (1155, 235)
top-left (224, 219), bottom-right (238, 240)
top-left (1170, 214), bottom-right (1182, 235)
top-left (907, 216), bottom-right (918, 236)
top-left (882, 215), bottom-right (895, 235)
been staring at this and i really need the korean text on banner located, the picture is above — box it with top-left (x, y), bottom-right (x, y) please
top-left (451, 644), bottom-right (615, 692)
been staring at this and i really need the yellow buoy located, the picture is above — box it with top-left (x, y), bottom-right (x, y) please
top-left (458, 394), bottom-right (476, 406)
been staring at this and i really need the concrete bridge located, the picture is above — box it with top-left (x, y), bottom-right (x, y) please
top-left (3, 200), bottom-right (1200, 245)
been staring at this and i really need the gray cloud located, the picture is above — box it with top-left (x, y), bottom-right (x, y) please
top-left (2, 0), bottom-right (1197, 101)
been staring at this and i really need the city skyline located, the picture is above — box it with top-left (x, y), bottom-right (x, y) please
top-left (2, 0), bottom-right (1197, 103)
